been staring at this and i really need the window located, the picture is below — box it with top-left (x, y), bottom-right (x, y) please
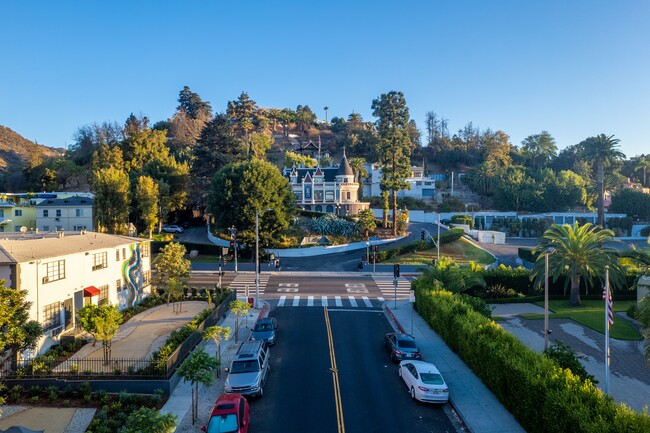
top-left (143, 270), bottom-right (151, 286)
top-left (44, 260), bottom-right (65, 283)
top-left (325, 191), bottom-right (334, 201)
top-left (346, 191), bottom-right (351, 200)
top-left (305, 186), bottom-right (312, 199)
top-left (314, 190), bottom-right (323, 201)
top-left (43, 225), bottom-right (50, 232)
top-left (92, 252), bottom-right (108, 271)
top-left (140, 243), bottom-right (150, 258)
top-left (42, 302), bottom-right (61, 330)
top-left (116, 250), bottom-right (120, 261)
top-left (122, 248), bottom-right (126, 260)
top-left (14, 209), bottom-right (22, 217)
top-left (43, 210), bottom-right (49, 217)
top-left (116, 279), bottom-right (122, 292)
top-left (56, 209), bottom-right (62, 217)
top-left (98, 284), bottom-right (109, 305)
top-left (76, 209), bottom-right (84, 217)
top-left (294, 191), bottom-right (302, 200)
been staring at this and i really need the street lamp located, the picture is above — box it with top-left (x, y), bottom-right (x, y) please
top-left (255, 208), bottom-right (274, 309)
top-left (229, 226), bottom-right (238, 272)
top-left (366, 240), bottom-right (370, 263)
top-left (544, 247), bottom-right (556, 350)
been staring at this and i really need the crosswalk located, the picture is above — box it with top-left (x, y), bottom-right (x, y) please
top-left (271, 295), bottom-right (386, 309)
top-left (372, 275), bottom-right (412, 299)
top-left (231, 273), bottom-right (271, 297)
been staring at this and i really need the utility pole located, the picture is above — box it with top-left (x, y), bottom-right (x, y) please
top-left (229, 226), bottom-right (238, 273)
top-left (255, 210), bottom-right (260, 309)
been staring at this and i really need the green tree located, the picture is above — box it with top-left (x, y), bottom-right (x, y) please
top-left (356, 209), bottom-right (377, 238)
top-left (372, 91), bottom-right (413, 236)
top-left (207, 159), bottom-right (295, 247)
top-left (349, 157), bottom-right (369, 199)
top-left (283, 151), bottom-right (317, 168)
top-left (481, 129), bottom-right (512, 168)
top-left (227, 91), bottom-right (259, 150)
top-left (295, 105), bottom-right (316, 136)
top-left (0, 282), bottom-right (42, 369)
top-left (578, 134), bottom-right (625, 227)
top-left (203, 325), bottom-right (231, 377)
top-left (533, 222), bottom-right (620, 306)
top-left (420, 258), bottom-right (486, 294)
top-left (92, 167), bottom-right (130, 234)
top-left (520, 131), bottom-right (557, 170)
top-left (249, 131), bottom-right (274, 160)
top-left (153, 242), bottom-right (191, 303)
top-left (177, 85), bottom-right (213, 120)
top-left (121, 406), bottom-right (176, 433)
top-left (229, 300), bottom-right (251, 343)
top-left (94, 304), bottom-right (123, 364)
top-left (77, 304), bottom-right (100, 346)
top-left (323, 106), bottom-right (329, 123)
top-left (177, 346), bottom-right (219, 425)
top-left (135, 175), bottom-right (159, 238)
top-left (608, 188), bottom-right (650, 221)
top-left (170, 86), bottom-right (212, 151)
top-left (634, 155), bottom-right (650, 187)
top-left (278, 108), bottom-right (296, 136)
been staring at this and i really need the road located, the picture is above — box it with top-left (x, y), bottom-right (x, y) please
top-left (248, 307), bottom-right (458, 433)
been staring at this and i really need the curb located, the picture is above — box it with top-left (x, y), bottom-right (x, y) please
top-left (383, 303), bottom-right (406, 334)
top-left (256, 301), bottom-right (270, 322)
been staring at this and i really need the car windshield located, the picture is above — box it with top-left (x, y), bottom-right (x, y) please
top-left (397, 339), bottom-right (416, 349)
top-left (254, 323), bottom-right (271, 331)
top-left (230, 360), bottom-right (260, 373)
top-left (207, 414), bottom-right (238, 433)
top-left (420, 373), bottom-right (444, 385)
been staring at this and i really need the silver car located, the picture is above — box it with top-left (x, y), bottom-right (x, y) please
top-left (224, 340), bottom-right (270, 397)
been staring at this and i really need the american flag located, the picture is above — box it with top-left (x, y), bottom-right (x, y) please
top-left (602, 281), bottom-right (614, 326)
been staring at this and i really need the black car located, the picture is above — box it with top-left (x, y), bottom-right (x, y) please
top-left (250, 318), bottom-right (278, 345)
top-left (385, 332), bottom-right (421, 361)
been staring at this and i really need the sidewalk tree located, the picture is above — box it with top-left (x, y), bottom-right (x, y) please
top-left (229, 300), bottom-right (251, 343)
top-left (0, 282), bottom-right (42, 369)
top-left (153, 242), bottom-right (190, 302)
top-left (122, 406), bottom-right (176, 433)
top-left (135, 175), bottom-right (159, 238)
top-left (357, 209), bottom-right (377, 238)
top-left (177, 346), bottom-right (219, 425)
top-left (207, 159), bottom-right (295, 247)
top-left (372, 91), bottom-right (412, 236)
top-left (532, 222), bottom-right (621, 307)
top-left (203, 325), bottom-right (232, 377)
top-left (94, 304), bottom-right (123, 364)
top-left (77, 304), bottom-right (100, 346)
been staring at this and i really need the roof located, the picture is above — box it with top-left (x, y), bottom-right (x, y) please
top-left (337, 152), bottom-right (354, 177)
top-left (0, 231), bottom-right (147, 264)
top-left (290, 167), bottom-right (339, 183)
top-left (36, 196), bottom-right (93, 207)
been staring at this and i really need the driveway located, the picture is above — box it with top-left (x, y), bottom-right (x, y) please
top-left (492, 303), bottom-right (650, 412)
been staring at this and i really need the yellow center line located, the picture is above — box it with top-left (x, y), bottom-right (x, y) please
top-left (324, 306), bottom-right (345, 433)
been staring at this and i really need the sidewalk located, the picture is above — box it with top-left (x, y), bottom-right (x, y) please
top-left (385, 300), bottom-right (525, 433)
top-left (161, 302), bottom-right (268, 432)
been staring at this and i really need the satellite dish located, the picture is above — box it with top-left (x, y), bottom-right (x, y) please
top-left (20, 226), bottom-right (27, 233)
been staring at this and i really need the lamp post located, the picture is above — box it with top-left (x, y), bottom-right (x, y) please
top-left (229, 226), bottom-right (238, 272)
top-left (366, 240), bottom-right (370, 263)
top-left (544, 247), bottom-right (556, 350)
top-left (255, 208), bottom-right (274, 309)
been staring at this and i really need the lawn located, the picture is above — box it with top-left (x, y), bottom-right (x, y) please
top-left (394, 237), bottom-right (496, 266)
top-left (521, 299), bottom-right (643, 340)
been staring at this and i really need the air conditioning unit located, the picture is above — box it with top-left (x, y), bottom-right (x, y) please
top-left (42, 276), bottom-right (49, 284)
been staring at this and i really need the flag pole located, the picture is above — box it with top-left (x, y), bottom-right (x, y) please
top-left (605, 266), bottom-right (610, 395)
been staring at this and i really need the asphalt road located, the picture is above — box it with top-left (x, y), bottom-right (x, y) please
top-left (248, 307), bottom-right (457, 433)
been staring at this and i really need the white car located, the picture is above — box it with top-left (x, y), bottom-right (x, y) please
top-left (398, 360), bottom-right (449, 403)
top-left (161, 225), bottom-right (184, 233)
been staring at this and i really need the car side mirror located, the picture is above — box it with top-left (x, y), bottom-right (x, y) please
top-left (224, 367), bottom-right (230, 372)
top-left (201, 426), bottom-right (207, 432)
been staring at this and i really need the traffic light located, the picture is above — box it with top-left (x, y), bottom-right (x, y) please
top-left (393, 264), bottom-right (400, 278)
top-left (229, 241), bottom-right (235, 258)
top-left (421, 230), bottom-right (426, 240)
top-left (374, 245), bottom-right (379, 252)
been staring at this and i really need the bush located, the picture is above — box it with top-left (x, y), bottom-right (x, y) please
top-left (411, 286), bottom-right (650, 433)
top-left (518, 247), bottom-right (538, 264)
top-left (451, 214), bottom-right (473, 229)
top-left (439, 228), bottom-right (464, 244)
top-left (544, 340), bottom-right (597, 384)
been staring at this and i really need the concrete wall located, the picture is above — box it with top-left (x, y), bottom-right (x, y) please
top-left (475, 230), bottom-right (506, 244)
top-left (268, 235), bottom-right (407, 257)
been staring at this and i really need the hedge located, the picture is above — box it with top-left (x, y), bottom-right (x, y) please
top-left (412, 286), bottom-right (650, 433)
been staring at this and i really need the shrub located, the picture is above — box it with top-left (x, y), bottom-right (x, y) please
top-left (544, 340), bottom-right (597, 384)
top-left (451, 214), bottom-right (473, 228)
top-left (439, 228), bottom-right (464, 244)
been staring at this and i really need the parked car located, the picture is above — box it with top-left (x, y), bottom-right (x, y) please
top-left (250, 318), bottom-right (278, 345)
top-left (399, 360), bottom-right (449, 403)
top-left (224, 340), bottom-right (270, 397)
top-left (161, 225), bottom-right (184, 233)
top-left (385, 332), bottom-right (421, 361)
top-left (201, 393), bottom-right (250, 433)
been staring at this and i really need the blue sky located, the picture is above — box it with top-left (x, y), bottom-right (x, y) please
top-left (1, 1), bottom-right (649, 157)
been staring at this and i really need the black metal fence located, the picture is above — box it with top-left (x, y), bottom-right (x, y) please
top-left (0, 290), bottom-right (236, 383)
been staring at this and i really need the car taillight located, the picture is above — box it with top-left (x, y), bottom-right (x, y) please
top-left (418, 386), bottom-right (430, 392)
top-left (442, 388), bottom-right (448, 393)
top-left (395, 350), bottom-right (403, 355)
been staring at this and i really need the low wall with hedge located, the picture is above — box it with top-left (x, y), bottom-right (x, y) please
top-left (412, 286), bottom-right (650, 433)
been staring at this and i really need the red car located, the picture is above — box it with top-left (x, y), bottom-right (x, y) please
top-left (201, 393), bottom-right (250, 433)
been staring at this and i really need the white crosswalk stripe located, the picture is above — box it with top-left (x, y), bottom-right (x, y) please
top-left (292, 295), bottom-right (300, 307)
top-left (362, 296), bottom-right (372, 308)
top-left (321, 295), bottom-right (328, 307)
top-left (271, 295), bottom-right (387, 309)
top-left (308, 296), bottom-right (314, 306)
top-left (348, 296), bottom-right (358, 307)
top-left (232, 274), bottom-right (271, 296)
top-left (335, 296), bottom-right (342, 307)
top-left (372, 275), bottom-right (411, 299)
top-left (277, 296), bottom-right (286, 307)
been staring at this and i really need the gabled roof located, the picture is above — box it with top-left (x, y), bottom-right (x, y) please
top-left (290, 167), bottom-right (340, 183)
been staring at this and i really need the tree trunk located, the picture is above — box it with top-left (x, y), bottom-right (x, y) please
top-left (382, 190), bottom-right (389, 228)
top-left (570, 275), bottom-right (581, 307)
top-left (597, 160), bottom-right (605, 227)
top-left (391, 190), bottom-right (397, 237)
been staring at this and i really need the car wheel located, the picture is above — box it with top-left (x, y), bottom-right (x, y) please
top-left (410, 387), bottom-right (416, 400)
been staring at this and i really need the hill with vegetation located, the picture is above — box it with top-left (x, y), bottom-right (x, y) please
top-left (0, 125), bottom-right (62, 172)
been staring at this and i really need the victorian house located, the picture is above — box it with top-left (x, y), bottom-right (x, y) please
top-left (286, 152), bottom-right (370, 216)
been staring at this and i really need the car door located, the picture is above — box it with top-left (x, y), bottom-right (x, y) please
top-left (386, 334), bottom-right (396, 354)
top-left (402, 362), bottom-right (414, 388)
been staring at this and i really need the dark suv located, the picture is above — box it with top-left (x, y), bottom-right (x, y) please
top-left (385, 332), bottom-right (422, 361)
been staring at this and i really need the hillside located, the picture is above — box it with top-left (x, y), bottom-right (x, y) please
top-left (0, 125), bottom-right (62, 172)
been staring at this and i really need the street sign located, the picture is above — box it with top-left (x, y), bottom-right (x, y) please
top-left (369, 236), bottom-right (381, 241)
top-left (409, 290), bottom-right (415, 303)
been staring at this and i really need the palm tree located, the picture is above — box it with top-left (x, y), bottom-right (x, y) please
top-left (579, 134), bottom-right (625, 227)
top-left (634, 155), bottom-right (650, 187)
top-left (532, 222), bottom-right (620, 307)
top-left (349, 157), bottom-right (369, 199)
top-left (323, 106), bottom-right (329, 123)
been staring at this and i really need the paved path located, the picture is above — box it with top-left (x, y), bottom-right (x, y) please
top-left (492, 303), bottom-right (650, 412)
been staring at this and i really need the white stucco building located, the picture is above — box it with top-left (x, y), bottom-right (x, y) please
top-left (363, 164), bottom-right (436, 199)
top-left (0, 231), bottom-right (152, 356)
top-left (35, 196), bottom-right (94, 232)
